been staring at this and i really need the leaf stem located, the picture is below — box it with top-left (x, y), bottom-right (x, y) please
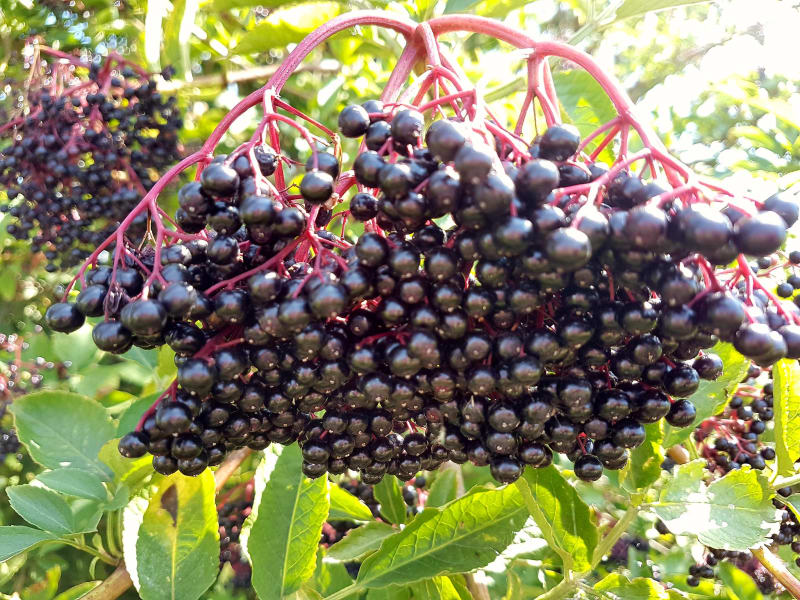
top-left (591, 504), bottom-right (639, 567)
top-left (751, 546), bottom-right (800, 599)
top-left (772, 471), bottom-right (800, 490)
top-left (535, 577), bottom-right (576, 600)
top-left (61, 539), bottom-right (118, 566)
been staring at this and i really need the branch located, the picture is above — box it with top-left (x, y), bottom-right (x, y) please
top-left (85, 449), bottom-right (254, 600)
top-left (157, 62), bottom-right (341, 92)
top-left (81, 566), bottom-right (132, 600)
top-left (752, 546), bottom-right (800, 599)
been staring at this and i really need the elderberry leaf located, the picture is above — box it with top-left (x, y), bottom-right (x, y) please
top-left (620, 422), bottom-right (664, 492)
top-left (10, 391), bottom-right (115, 478)
top-left (234, 3), bottom-right (342, 55)
top-left (328, 482), bottom-right (373, 521)
top-left (6, 485), bottom-right (77, 535)
top-left (373, 477), bottom-right (406, 525)
top-left (327, 522), bottom-right (395, 562)
top-left (311, 550), bottom-right (352, 596)
top-left (36, 468), bottom-right (108, 502)
top-left (122, 471), bottom-right (219, 600)
top-left (716, 561), bottom-right (764, 600)
top-left (409, 576), bottom-right (471, 599)
top-left (242, 445), bottom-right (329, 600)
top-left (613, 0), bottom-right (711, 22)
top-left (662, 343), bottom-right (749, 447)
top-left (651, 462), bottom-right (781, 551)
top-left (516, 466), bottom-right (597, 573)
top-left (426, 469), bottom-right (459, 508)
top-left (0, 526), bottom-right (56, 562)
top-left (117, 393), bottom-right (161, 437)
top-left (356, 484), bottom-right (527, 589)
top-left (52, 581), bottom-right (103, 600)
top-left (772, 359), bottom-right (800, 476)
top-left (594, 574), bottom-right (672, 599)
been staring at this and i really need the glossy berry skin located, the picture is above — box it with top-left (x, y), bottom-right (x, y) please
top-left (538, 124), bottom-right (581, 162)
top-left (666, 399), bottom-right (697, 427)
top-left (92, 321), bottom-right (134, 354)
top-left (300, 170), bottom-right (334, 204)
top-left (118, 432), bottom-right (149, 458)
top-left (45, 302), bottom-right (85, 333)
top-left (733, 210), bottom-right (787, 256)
top-left (574, 454), bottom-right (603, 481)
top-left (338, 105), bottom-right (371, 138)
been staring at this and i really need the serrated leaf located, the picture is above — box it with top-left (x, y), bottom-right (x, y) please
top-left (426, 469), bottom-right (458, 508)
top-left (651, 462), bottom-right (780, 551)
top-left (36, 468), bottom-right (107, 501)
top-left (122, 471), bottom-right (219, 600)
top-left (620, 422), bottom-right (664, 492)
top-left (327, 522), bottom-right (395, 562)
top-left (613, 0), bottom-right (710, 21)
top-left (0, 526), bottom-right (56, 562)
top-left (234, 3), bottom-right (342, 55)
top-left (373, 477), bottom-right (406, 525)
top-left (594, 574), bottom-right (670, 599)
top-left (245, 445), bottom-right (329, 599)
top-left (515, 466), bottom-right (597, 573)
top-left (773, 359), bottom-right (800, 475)
top-left (663, 343), bottom-right (750, 447)
top-left (7, 485), bottom-right (76, 535)
top-left (717, 561), bottom-right (763, 600)
top-left (356, 484), bottom-right (527, 588)
top-left (11, 391), bottom-right (115, 478)
top-left (328, 482), bottom-right (373, 521)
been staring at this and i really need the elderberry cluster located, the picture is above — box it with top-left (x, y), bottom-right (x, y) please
top-left (46, 99), bottom-right (798, 485)
top-left (0, 62), bottom-right (182, 270)
top-left (691, 364), bottom-right (774, 474)
top-left (218, 499), bottom-right (252, 588)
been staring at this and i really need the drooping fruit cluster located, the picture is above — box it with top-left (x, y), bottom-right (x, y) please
top-left (43, 15), bottom-right (799, 487)
top-left (218, 498), bottom-right (252, 588)
top-left (0, 48), bottom-right (182, 270)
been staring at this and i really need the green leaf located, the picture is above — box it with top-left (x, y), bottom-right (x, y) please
top-left (210, 0), bottom-right (302, 9)
top-left (52, 324), bottom-right (97, 370)
top-left (613, 0), bottom-right (710, 21)
top-left (366, 589), bottom-right (410, 600)
top-left (98, 439), bottom-right (152, 489)
top-left (328, 482), bottom-right (373, 521)
top-left (515, 466), bottom-right (597, 573)
top-left (443, 0), bottom-right (481, 14)
top-left (0, 526), bottom-right (56, 562)
top-left (356, 484), bottom-right (527, 588)
top-left (651, 462), bottom-right (780, 551)
top-left (7, 485), bottom-right (76, 535)
top-left (122, 347), bottom-right (159, 370)
top-left (620, 422), bottom-right (664, 492)
top-left (312, 550), bottom-right (352, 596)
top-left (410, 576), bottom-right (471, 599)
top-left (117, 393), bottom-right (160, 437)
top-left (11, 391), bottom-right (115, 478)
top-left (53, 582), bottom-right (102, 600)
top-left (717, 561), bottom-right (763, 600)
top-left (594, 574), bottom-right (671, 599)
top-left (663, 343), bottom-right (749, 447)
top-left (553, 70), bottom-right (617, 148)
top-left (36, 468), bottom-right (107, 502)
top-left (235, 3), bottom-right (342, 55)
top-left (773, 359), bottom-right (800, 476)
top-left (244, 446), bottom-right (330, 599)
top-left (426, 469), bottom-right (458, 508)
top-left (327, 522), bottom-right (395, 562)
top-left (122, 471), bottom-right (219, 600)
top-left (373, 477), bottom-right (407, 525)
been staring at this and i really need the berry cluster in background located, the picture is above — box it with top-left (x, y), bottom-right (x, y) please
top-left (0, 46), bottom-right (182, 271)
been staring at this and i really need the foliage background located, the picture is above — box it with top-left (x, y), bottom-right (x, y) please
top-left (0, 0), bottom-right (799, 598)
